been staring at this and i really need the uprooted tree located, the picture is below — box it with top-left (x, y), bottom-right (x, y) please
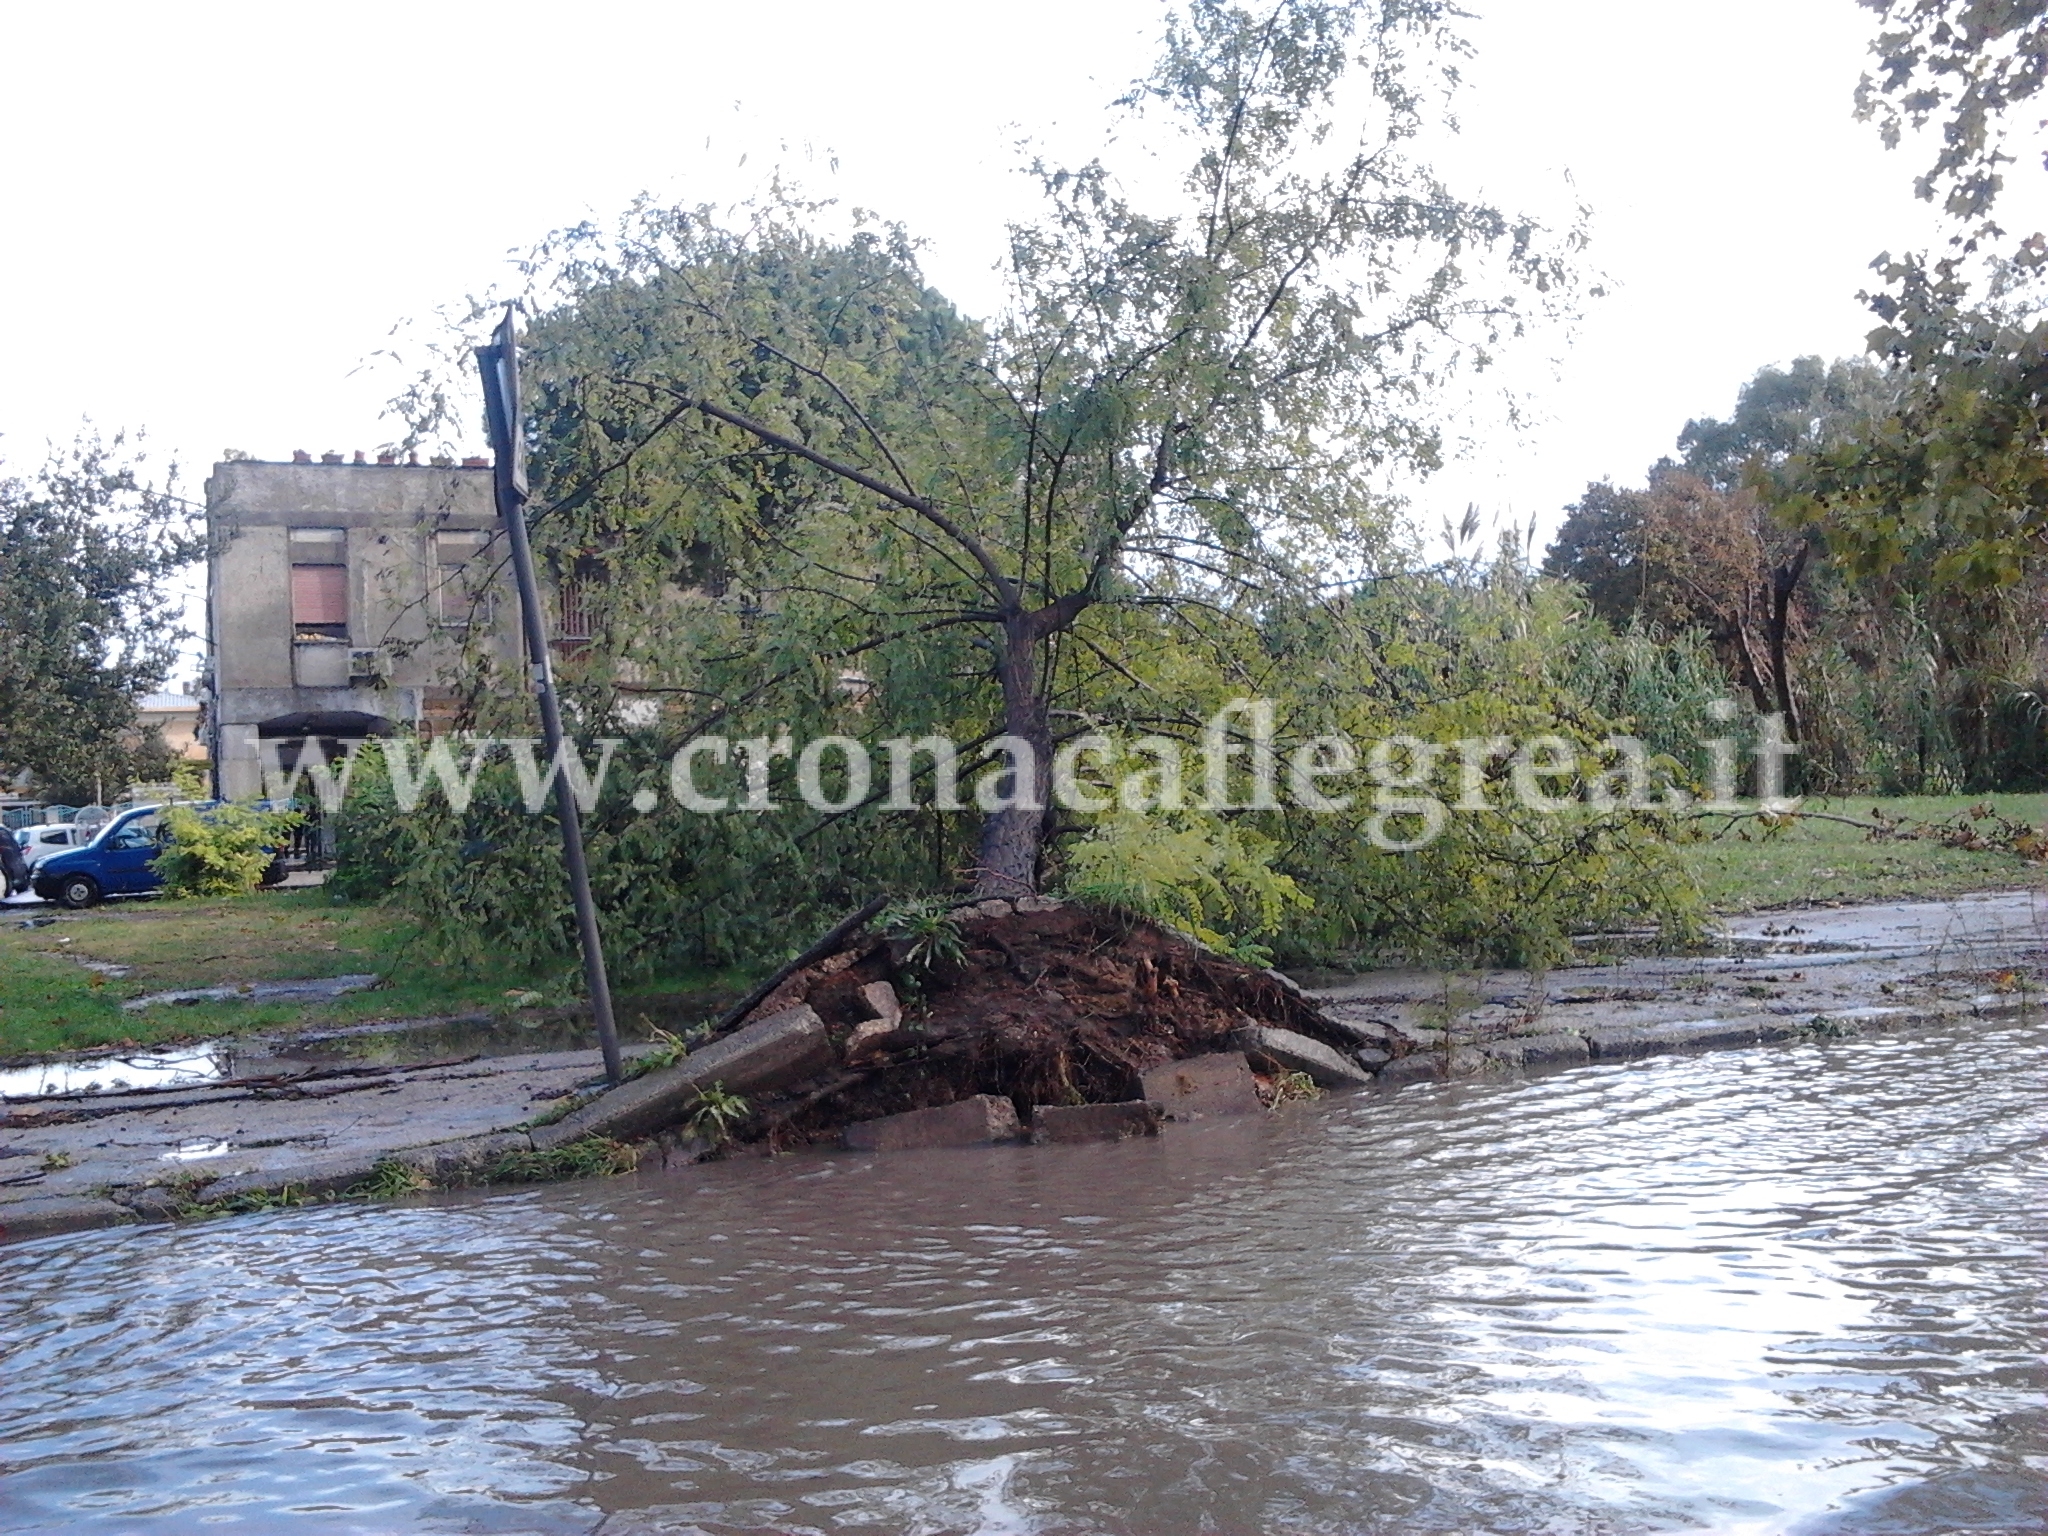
top-left (395, 0), bottom-right (1578, 898)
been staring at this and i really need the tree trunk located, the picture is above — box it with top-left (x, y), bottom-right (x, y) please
top-left (972, 612), bottom-right (1053, 898)
top-left (1765, 541), bottom-right (1811, 743)
top-left (1728, 622), bottom-right (1775, 718)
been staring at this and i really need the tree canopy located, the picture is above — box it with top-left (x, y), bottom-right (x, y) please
top-left (0, 432), bottom-right (195, 802)
top-left (403, 0), bottom-right (1581, 896)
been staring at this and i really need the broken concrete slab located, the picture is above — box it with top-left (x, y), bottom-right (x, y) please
top-left (1030, 1100), bottom-right (1162, 1144)
top-left (1234, 1025), bottom-right (1375, 1089)
top-left (845, 982), bottom-right (906, 1065)
top-left (1139, 1052), bottom-right (1263, 1118)
top-left (843, 1095), bottom-right (1022, 1151)
top-left (533, 1004), bottom-right (832, 1149)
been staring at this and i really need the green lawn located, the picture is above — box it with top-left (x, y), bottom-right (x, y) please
top-left (1680, 793), bottom-right (2047, 913)
top-left (0, 888), bottom-right (735, 1060)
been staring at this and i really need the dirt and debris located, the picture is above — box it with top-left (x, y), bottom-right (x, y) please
top-left (714, 900), bottom-right (1368, 1150)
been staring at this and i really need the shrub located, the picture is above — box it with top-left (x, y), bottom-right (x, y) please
top-left (152, 803), bottom-right (301, 898)
top-left (1062, 809), bottom-right (1308, 964)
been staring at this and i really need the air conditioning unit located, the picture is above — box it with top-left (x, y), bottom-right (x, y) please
top-left (348, 648), bottom-right (390, 682)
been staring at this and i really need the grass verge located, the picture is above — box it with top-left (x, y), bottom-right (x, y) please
top-left (0, 887), bottom-right (737, 1059)
top-left (1679, 792), bottom-right (2046, 912)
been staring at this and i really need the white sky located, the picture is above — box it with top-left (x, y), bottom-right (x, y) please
top-left (3, 0), bottom-right (2016, 677)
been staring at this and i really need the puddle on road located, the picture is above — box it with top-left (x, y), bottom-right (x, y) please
top-left (0, 988), bottom-right (728, 1100)
top-left (120, 973), bottom-right (381, 1012)
top-left (0, 1044), bottom-right (230, 1099)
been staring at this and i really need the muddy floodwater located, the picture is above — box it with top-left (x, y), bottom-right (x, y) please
top-left (3, 1021), bottom-right (2043, 1535)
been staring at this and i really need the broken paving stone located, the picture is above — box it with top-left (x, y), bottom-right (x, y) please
top-left (1353, 1048), bottom-right (1392, 1071)
top-left (1139, 1052), bottom-right (1263, 1118)
top-left (1013, 895), bottom-right (1064, 914)
top-left (843, 1095), bottom-right (1022, 1152)
top-left (1030, 1100), bottom-right (1162, 1144)
top-left (533, 1003), bottom-right (832, 1149)
top-left (974, 899), bottom-right (1014, 919)
top-left (1232, 1025), bottom-right (1374, 1090)
top-left (858, 980), bottom-right (903, 1026)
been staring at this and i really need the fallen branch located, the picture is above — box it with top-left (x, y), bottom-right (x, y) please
top-left (704, 894), bottom-right (890, 1041)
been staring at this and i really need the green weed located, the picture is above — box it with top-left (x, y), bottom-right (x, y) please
top-left (683, 1083), bottom-right (750, 1147)
top-left (484, 1136), bottom-right (639, 1185)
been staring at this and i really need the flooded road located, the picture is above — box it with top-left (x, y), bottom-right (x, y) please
top-left (3, 1020), bottom-right (2043, 1535)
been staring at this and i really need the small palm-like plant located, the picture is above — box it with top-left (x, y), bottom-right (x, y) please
top-left (877, 897), bottom-right (965, 972)
top-left (684, 1083), bottom-right (751, 1147)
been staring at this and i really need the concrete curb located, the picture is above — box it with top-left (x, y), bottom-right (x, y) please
top-left (1370, 992), bottom-right (2038, 1088)
top-left (0, 1196), bottom-right (139, 1241)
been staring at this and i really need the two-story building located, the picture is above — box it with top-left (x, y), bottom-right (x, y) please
top-left (204, 452), bottom-right (520, 799)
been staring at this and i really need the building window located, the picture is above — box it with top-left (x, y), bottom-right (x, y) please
top-left (556, 575), bottom-right (593, 643)
top-left (434, 530), bottom-right (492, 625)
top-left (289, 528), bottom-right (347, 642)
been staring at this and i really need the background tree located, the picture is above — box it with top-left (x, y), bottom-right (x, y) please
top-left (1548, 359), bottom-right (1896, 743)
top-left (0, 432), bottom-right (196, 803)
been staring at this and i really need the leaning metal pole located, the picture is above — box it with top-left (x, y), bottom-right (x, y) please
top-left (476, 307), bottom-right (624, 1085)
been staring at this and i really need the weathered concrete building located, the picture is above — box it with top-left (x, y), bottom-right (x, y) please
top-left (205, 453), bottom-right (517, 799)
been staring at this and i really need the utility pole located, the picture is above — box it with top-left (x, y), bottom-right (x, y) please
top-left (476, 307), bottom-right (625, 1084)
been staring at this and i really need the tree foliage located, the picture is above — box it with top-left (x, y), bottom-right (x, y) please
top-left (1791, 1), bottom-right (2048, 617)
top-left (0, 432), bottom-right (196, 802)
top-left (347, 0), bottom-right (1719, 976)
top-left (396, 0), bottom-right (1580, 898)
top-left (1856, 0), bottom-right (2047, 245)
top-left (1548, 354), bottom-right (2048, 793)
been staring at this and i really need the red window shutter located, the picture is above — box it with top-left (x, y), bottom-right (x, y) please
top-left (291, 564), bottom-right (348, 625)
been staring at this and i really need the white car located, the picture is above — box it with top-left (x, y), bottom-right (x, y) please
top-left (15, 824), bottom-right (84, 866)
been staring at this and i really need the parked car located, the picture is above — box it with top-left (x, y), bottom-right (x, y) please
top-left (30, 803), bottom-right (290, 909)
top-left (15, 824), bottom-right (84, 866)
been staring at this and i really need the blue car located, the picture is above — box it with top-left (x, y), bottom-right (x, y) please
top-left (31, 804), bottom-right (289, 909)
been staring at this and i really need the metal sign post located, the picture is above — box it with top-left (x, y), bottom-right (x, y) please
top-left (476, 306), bottom-right (625, 1084)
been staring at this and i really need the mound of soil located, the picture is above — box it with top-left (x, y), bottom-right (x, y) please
top-left (724, 900), bottom-right (1361, 1150)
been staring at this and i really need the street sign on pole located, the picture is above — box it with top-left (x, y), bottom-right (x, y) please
top-left (476, 306), bottom-right (625, 1085)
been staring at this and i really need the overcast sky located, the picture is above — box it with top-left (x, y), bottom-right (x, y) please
top-left (2, 0), bottom-right (2009, 653)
